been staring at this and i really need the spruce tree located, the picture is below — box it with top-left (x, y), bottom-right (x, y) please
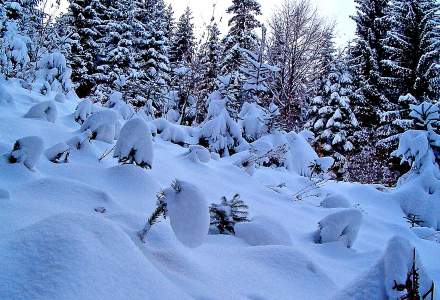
top-left (349, 0), bottom-right (389, 127)
top-left (170, 7), bottom-right (195, 66)
top-left (306, 60), bottom-right (359, 179)
top-left (381, 0), bottom-right (440, 101)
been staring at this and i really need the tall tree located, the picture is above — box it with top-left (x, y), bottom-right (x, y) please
top-left (170, 6), bottom-right (195, 66)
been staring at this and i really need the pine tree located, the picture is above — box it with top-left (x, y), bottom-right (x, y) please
top-left (306, 60), bottom-right (359, 179)
top-left (65, 0), bottom-right (105, 98)
top-left (349, 0), bottom-right (389, 127)
top-left (170, 6), bottom-right (194, 66)
top-left (381, 0), bottom-right (440, 102)
top-left (197, 20), bottom-right (221, 122)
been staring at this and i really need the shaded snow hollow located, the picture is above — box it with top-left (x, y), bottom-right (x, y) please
top-left (0, 81), bottom-right (439, 299)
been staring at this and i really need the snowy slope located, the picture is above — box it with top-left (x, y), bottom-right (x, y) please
top-left (0, 80), bottom-right (439, 299)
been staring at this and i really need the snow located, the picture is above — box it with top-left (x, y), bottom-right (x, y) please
top-left (113, 118), bottom-right (153, 169)
top-left (162, 180), bottom-right (210, 248)
top-left (186, 145), bottom-right (210, 163)
top-left (106, 91), bottom-right (134, 120)
top-left (74, 99), bottom-right (95, 124)
top-left (0, 81), bottom-right (439, 299)
top-left (315, 209), bottom-right (362, 248)
top-left (235, 215), bottom-right (292, 246)
top-left (24, 100), bottom-right (58, 123)
top-left (45, 142), bottom-right (70, 163)
top-left (7, 136), bottom-right (44, 170)
top-left (320, 193), bottom-right (351, 208)
top-left (80, 109), bottom-right (121, 143)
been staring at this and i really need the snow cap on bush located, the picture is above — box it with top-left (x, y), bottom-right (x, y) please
top-left (74, 99), bottom-right (95, 124)
top-left (8, 136), bottom-right (44, 169)
top-left (80, 110), bottom-right (121, 143)
top-left (186, 145), bottom-right (210, 163)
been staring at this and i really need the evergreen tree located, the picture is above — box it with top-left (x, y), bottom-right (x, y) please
top-left (66, 0), bottom-right (105, 98)
top-left (349, 0), bottom-right (389, 127)
top-left (170, 6), bottom-right (195, 66)
top-left (197, 20), bottom-right (221, 122)
top-left (306, 60), bottom-right (359, 179)
top-left (381, 0), bottom-right (440, 101)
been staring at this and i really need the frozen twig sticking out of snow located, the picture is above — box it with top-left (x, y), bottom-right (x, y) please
top-left (113, 118), bottom-right (153, 169)
top-left (140, 180), bottom-right (209, 248)
top-left (7, 136), bottom-right (44, 170)
top-left (315, 209), bottom-right (362, 248)
top-left (24, 101), bottom-right (58, 123)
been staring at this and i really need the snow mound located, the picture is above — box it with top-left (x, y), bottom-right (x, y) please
top-left (163, 180), bottom-right (210, 248)
top-left (7, 136), bottom-right (44, 170)
top-left (0, 213), bottom-right (187, 300)
top-left (0, 83), bottom-right (15, 107)
top-left (24, 100), bottom-right (58, 123)
top-left (45, 142), bottom-right (70, 163)
top-left (106, 91), bottom-right (134, 120)
top-left (153, 118), bottom-right (194, 146)
top-left (333, 236), bottom-right (433, 300)
top-left (320, 193), bottom-right (351, 208)
top-left (80, 110), bottom-right (121, 143)
top-left (286, 132), bottom-right (319, 176)
top-left (113, 118), bottom-right (153, 169)
top-left (186, 145), bottom-right (210, 163)
top-left (74, 99), bottom-right (95, 124)
top-left (315, 209), bottom-right (362, 248)
top-left (235, 215), bottom-right (292, 246)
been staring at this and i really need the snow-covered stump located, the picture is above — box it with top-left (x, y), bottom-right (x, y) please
top-left (113, 118), bottom-right (153, 169)
top-left (74, 99), bottom-right (95, 124)
top-left (24, 101), bottom-right (58, 123)
top-left (140, 180), bottom-right (209, 248)
top-left (80, 110), bottom-right (121, 143)
top-left (45, 143), bottom-right (70, 163)
top-left (186, 145), bottom-right (210, 163)
top-left (315, 209), bottom-right (362, 248)
top-left (7, 136), bottom-right (44, 170)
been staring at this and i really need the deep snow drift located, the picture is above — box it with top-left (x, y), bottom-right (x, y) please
top-left (0, 80), bottom-right (439, 299)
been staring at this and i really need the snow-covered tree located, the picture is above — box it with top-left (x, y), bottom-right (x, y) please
top-left (380, 0), bottom-right (440, 102)
top-left (209, 194), bottom-right (249, 235)
top-left (349, 0), bottom-right (389, 128)
top-left (113, 118), bottom-right (153, 169)
top-left (306, 61), bottom-right (359, 178)
top-left (199, 91), bottom-right (244, 157)
top-left (170, 7), bottom-right (195, 66)
top-left (239, 102), bottom-right (279, 142)
top-left (32, 52), bottom-right (72, 95)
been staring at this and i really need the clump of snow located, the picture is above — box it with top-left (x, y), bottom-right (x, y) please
top-left (113, 118), bottom-right (153, 169)
top-left (81, 110), bottom-right (121, 143)
top-left (74, 99), bottom-right (95, 124)
top-left (153, 118), bottom-right (191, 146)
top-left (286, 131), bottom-right (320, 176)
top-left (315, 209), bottom-right (362, 248)
top-left (7, 136), bottom-right (44, 170)
top-left (333, 236), bottom-right (434, 300)
top-left (239, 102), bottom-right (269, 142)
top-left (392, 130), bottom-right (430, 170)
top-left (105, 91), bottom-right (134, 120)
top-left (186, 145), bottom-right (210, 163)
top-left (66, 130), bottom-right (92, 150)
top-left (54, 92), bottom-right (66, 103)
top-left (24, 100), bottom-right (58, 123)
top-left (320, 193), bottom-right (351, 208)
top-left (45, 142), bottom-right (70, 163)
top-left (162, 180), bottom-right (210, 248)
top-left (235, 215), bottom-right (292, 246)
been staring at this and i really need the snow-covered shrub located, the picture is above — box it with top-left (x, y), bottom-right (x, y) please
top-left (66, 130), bottom-right (92, 150)
top-left (146, 180), bottom-right (209, 248)
top-left (7, 136), bottom-right (44, 170)
top-left (333, 236), bottom-right (434, 300)
top-left (0, 21), bottom-right (30, 79)
top-left (239, 102), bottom-right (271, 142)
top-left (320, 193), bottom-right (351, 209)
top-left (153, 118), bottom-right (190, 146)
top-left (33, 52), bottom-right (72, 95)
top-left (24, 101), bottom-right (57, 123)
top-left (286, 131), bottom-right (321, 177)
top-left (309, 157), bottom-right (334, 179)
top-left (105, 91), bottom-right (134, 120)
top-left (186, 145), bottom-right (210, 163)
top-left (237, 141), bottom-right (289, 175)
top-left (113, 118), bottom-right (153, 169)
top-left (199, 91), bottom-right (244, 157)
top-left (209, 194), bottom-right (249, 235)
top-left (74, 99), bottom-right (95, 124)
top-left (235, 215), bottom-right (292, 246)
top-left (315, 209), bottom-right (362, 248)
top-left (45, 142), bottom-right (70, 163)
top-left (80, 110), bottom-right (121, 143)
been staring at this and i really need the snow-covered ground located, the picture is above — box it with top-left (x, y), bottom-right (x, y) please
top-left (0, 80), bottom-right (439, 299)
